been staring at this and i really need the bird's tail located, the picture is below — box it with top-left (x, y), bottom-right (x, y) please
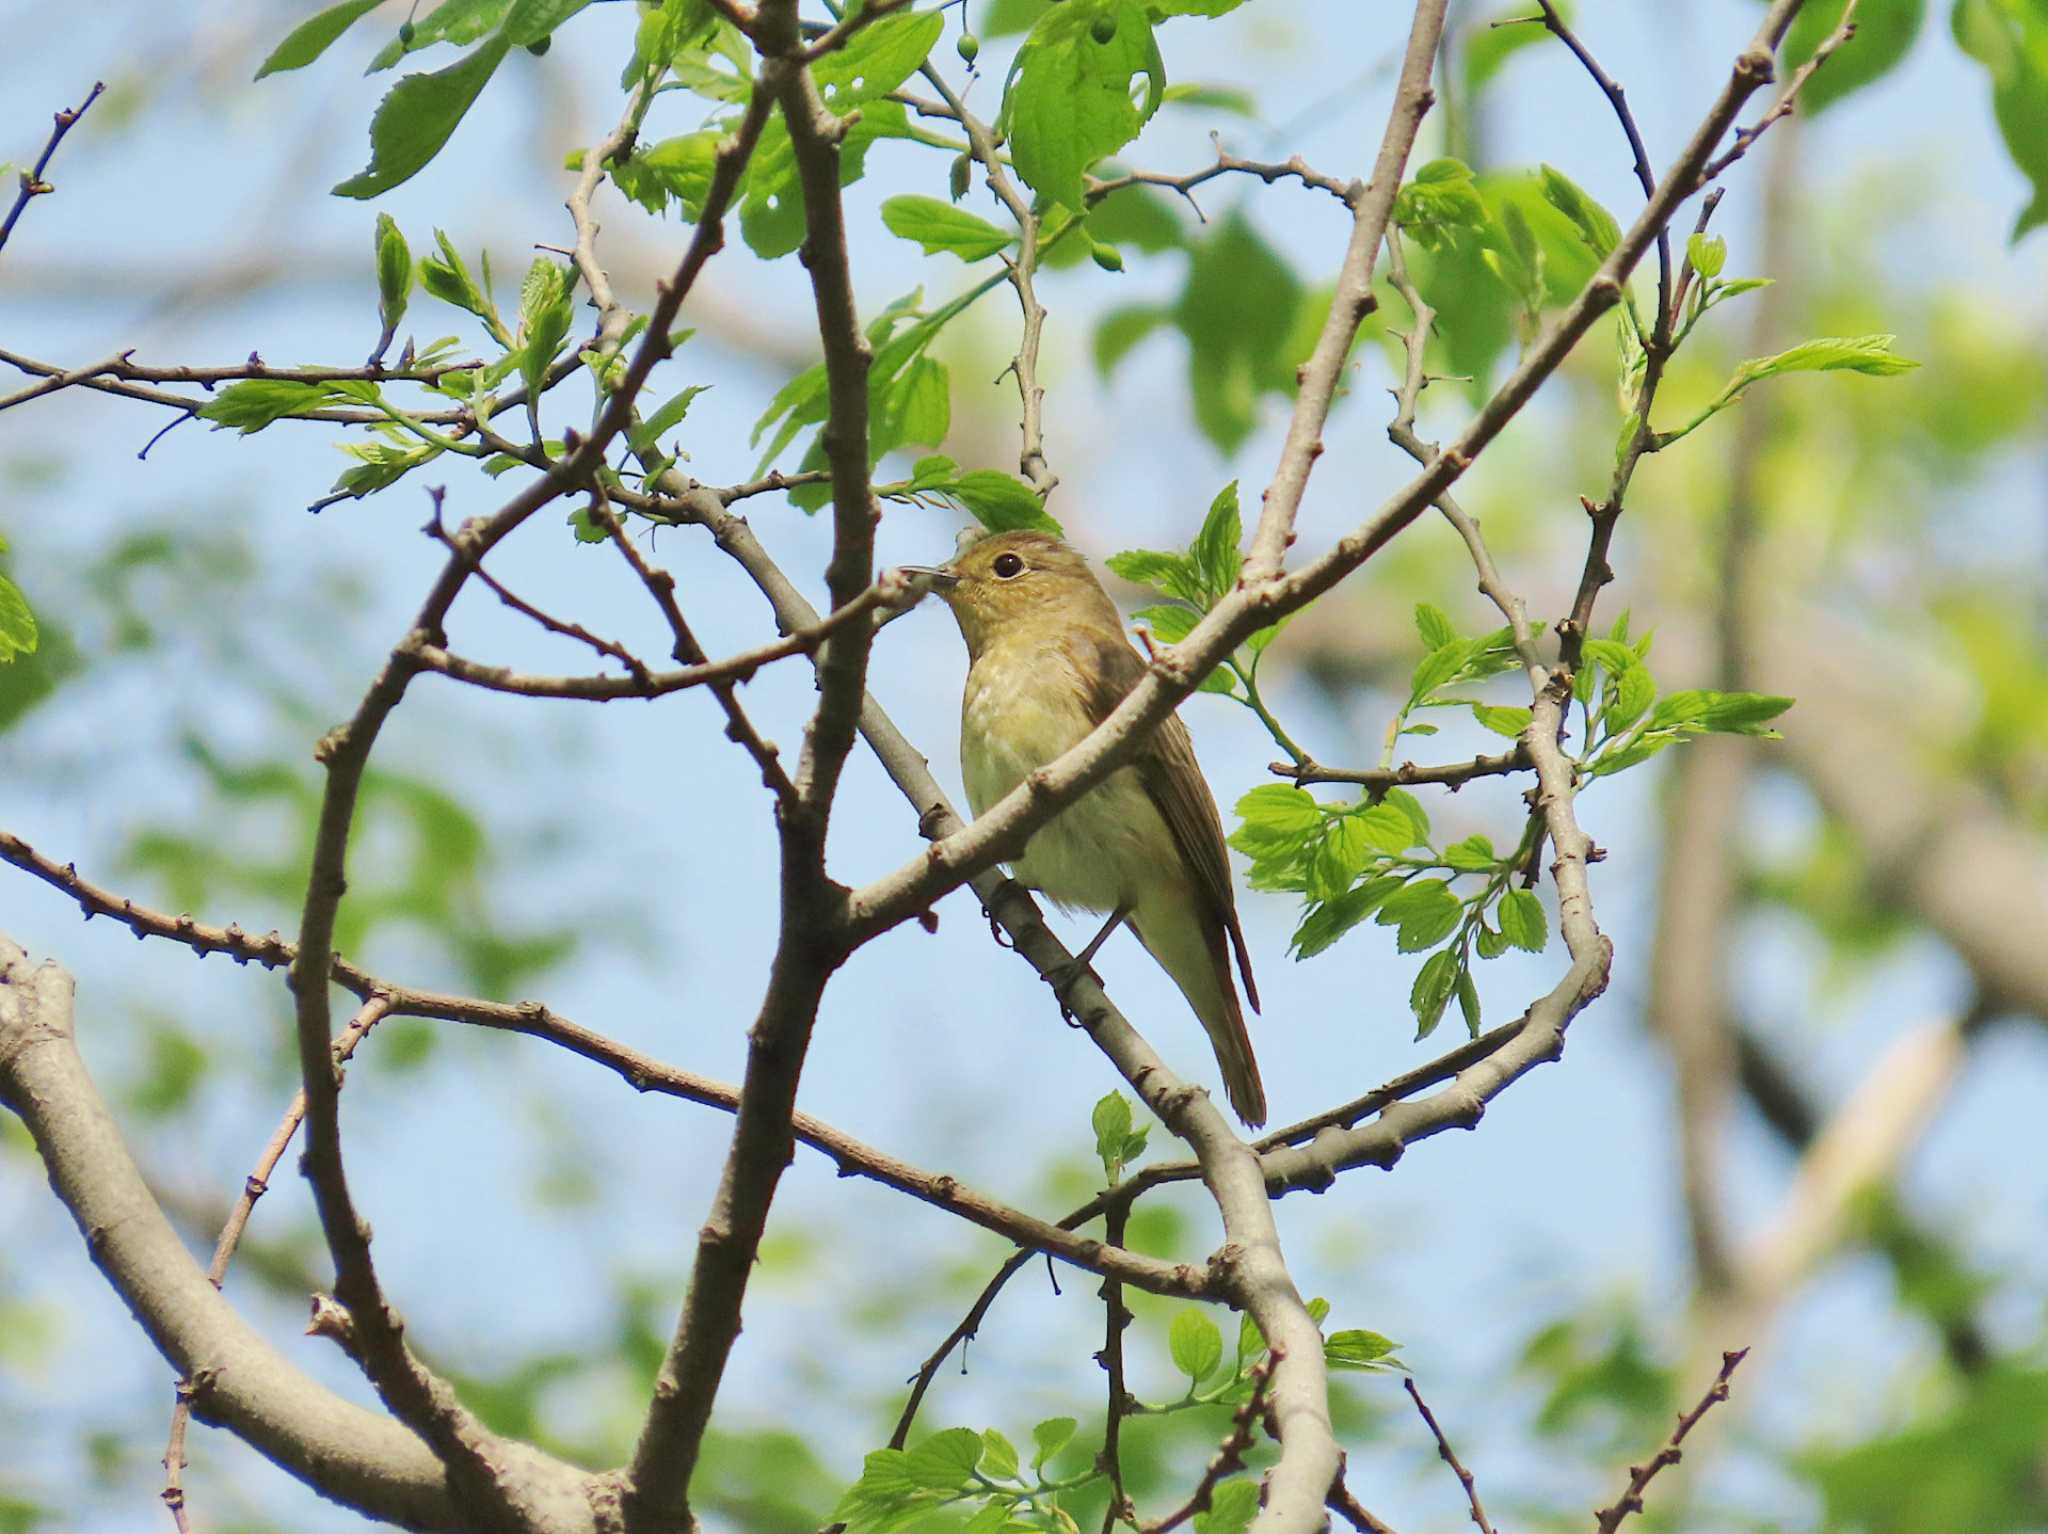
top-left (1132, 896), bottom-right (1267, 1129)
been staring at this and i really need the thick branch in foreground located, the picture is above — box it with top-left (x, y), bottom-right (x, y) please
top-left (0, 934), bottom-right (600, 1533)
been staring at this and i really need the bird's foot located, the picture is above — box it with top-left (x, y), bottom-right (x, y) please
top-left (980, 878), bottom-right (1025, 949)
top-left (1041, 955), bottom-right (1103, 1027)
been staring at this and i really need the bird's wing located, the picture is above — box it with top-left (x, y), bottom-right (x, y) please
top-left (1063, 626), bottom-right (1260, 1013)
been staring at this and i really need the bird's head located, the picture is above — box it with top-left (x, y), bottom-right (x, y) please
top-left (906, 530), bottom-right (1122, 662)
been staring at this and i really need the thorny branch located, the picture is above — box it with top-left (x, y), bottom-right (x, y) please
top-left (0, 80), bottom-right (103, 257)
top-left (1592, 1350), bottom-right (1749, 1532)
top-left (1403, 1378), bottom-right (1497, 1534)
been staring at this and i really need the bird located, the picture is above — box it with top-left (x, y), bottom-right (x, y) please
top-left (911, 529), bottom-right (1266, 1127)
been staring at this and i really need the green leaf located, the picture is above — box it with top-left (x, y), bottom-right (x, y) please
top-left (952, 471), bottom-right (1055, 534)
top-left (1783, 0), bottom-right (1925, 116)
top-left (198, 379), bottom-right (341, 433)
top-left (1289, 876), bottom-right (1402, 959)
top-left (515, 258), bottom-right (573, 402)
top-left (1092, 1090), bottom-right (1135, 1179)
top-left (1733, 333), bottom-right (1921, 385)
top-left (1686, 232), bottom-right (1727, 280)
top-left (0, 574), bottom-right (37, 662)
top-left (1094, 302), bottom-right (1171, 375)
top-left (374, 213), bottom-right (412, 335)
top-left (1001, 0), bottom-right (1166, 210)
top-left (367, 0), bottom-right (512, 71)
top-left (1325, 1328), bottom-right (1402, 1371)
top-left (1351, 802), bottom-right (1420, 854)
top-left (1383, 787), bottom-right (1431, 846)
top-left (1193, 1478), bottom-right (1260, 1534)
top-left (902, 1428), bottom-right (984, 1490)
top-left (1409, 947), bottom-right (1460, 1039)
top-left (1190, 480), bottom-right (1242, 601)
top-left (256, 0), bottom-right (387, 78)
top-left (1443, 834), bottom-right (1496, 873)
top-left (880, 195), bottom-right (1013, 260)
top-left (1171, 212), bottom-right (1304, 453)
top-left (1105, 547), bottom-right (1204, 604)
top-left (1470, 702), bottom-right (1532, 738)
top-left (1134, 603), bottom-right (1199, 644)
top-left (1376, 879), bottom-right (1461, 953)
top-left (1474, 920), bottom-right (1509, 960)
top-left (1497, 887), bottom-right (1546, 952)
top-left (815, 9), bottom-right (944, 109)
top-left (1538, 164), bottom-right (1621, 259)
top-left (1953, 0), bottom-right (2048, 238)
top-left (1030, 1416), bottom-right (1077, 1471)
top-left (1414, 602), bottom-right (1458, 651)
top-left (1587, 736), bottom-right (1677, 777)
top-left (502, 0), bottom-right (591, 47)
top-left (1605, 662), bottom-right (1656, 735)
top-left (612, 131), bottom-right (720, 218)
top-left (1169, 1308), bottom-right (1224, 1384)
top-left (419, 230), bottom-right (500, 334)
top-left (979, 1428), bottom-right (1020, 1482)
top-left (1393, 156), bottom-right (1491, 251)
top-left (1235, 784), bottom-right (1320, 836)
top-left (333, 36), bottom-right (513, 199)
top-left (1409, 638), bottom-right (1474, 702)
top-left (630, 385), bottom-right (711, 452)
top-left (1455, 964), bottom-right (1481, 1035)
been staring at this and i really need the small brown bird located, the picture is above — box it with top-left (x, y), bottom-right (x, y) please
top-left (916, 530), bottom-right (1266, 1127)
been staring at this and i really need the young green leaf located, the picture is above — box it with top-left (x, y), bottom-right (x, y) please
top-left (1377, 879), bottom-right (1461, 953)
top-left (629, 385), bottom-right (711, 453)
top-left (979, 1428), bottom-right (1020, 1482)
top-left (1134, 603), bottom-right (1199, 644)
top-left (1289, 875), bottom-right (1403, 959)
top-left (1409, 947), bottom-right (1460, 1038)
top-left (952, 471), bottom-right (1057, 534)
top-left (1443, 834), bottom-right (1497, 873)
top-left (1455, 964), bottom-right (1482, 1034)
top-left (1686, 232), bottom-right (1727, 279)
top-left (1470, 702), bottom-right (1532, 738)
top-left (198, 379), bottom-right (342, 434)
top-left (880, 195), bottom-right (1014, 260)
top-left (374, 213), bottom-right (412, 336)
top-left (1168, 1308), bottom-right (1224, 1384)
top-left (1193, 1479), bottom-right (1261, 1534)
top-left (1324, 1329), bottom-right (1404, 1371)
top-left (1497, 887), bottom-right (1547, 952)
top-left (1235, 785), bottom-right (1321, 836)
top-left (1733, 333), bottom-right (1921, 384)
top-left (1190, 480), bottom-right (1243, 600)
top-left (1414, 602), bottom-right (1459, 651)
top-left (1030, 1416), bottom-right (1077, 1471)
top-left (1538, 164), bottom-right (1621, 258)
top-left (900, 1427), bottom-right (985, 1490)
top-left (1105, 547), bottom-right (1205, 604)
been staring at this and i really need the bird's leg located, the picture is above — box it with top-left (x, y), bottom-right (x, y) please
top-left (1044, 904), bottom-right (1131, 1024)
top-left (981, 877), bottom-right (1025, 949)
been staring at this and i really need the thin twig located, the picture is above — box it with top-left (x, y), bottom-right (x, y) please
top-left (161, 995), bottom-right (393, 1531)
top-left (1096, 1203), bottom-right (1135, 1534)
top-left (1403, 1378), bottom-right (1496, 1534)
top-left (0, 830), bottom-right (1197, 1298)
top-left (1531, 4), bottom-right (1670, 341)
top-left (1326, 1463), bottom-right (1401, 1534)
top-left (1592, 1349), bottom-right (1749, 1532)
top-left (1270, 746), bottom-right (1530, 793)
top-left (0, 80), bottom-right (104, 257)
top-left (1140, 1351), bottom-right (1278, 1534)
top-left (1702, 2), bottom-right (1860, 181)
top-left (1088, 138), bottom-right (1358, 217)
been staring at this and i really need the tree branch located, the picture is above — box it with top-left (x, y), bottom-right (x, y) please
top-left (1402, 1378), bottom-right (1495, 1534)
top-left (1592, 1349), bottom-right (1748, 1533)
top-left (0, 933), bottom-right (597, 1533)
top-left (0, 80), bottom-right (104, 257)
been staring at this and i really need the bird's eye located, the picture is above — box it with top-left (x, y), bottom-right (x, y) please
top-left (992, 552), bottom-right (1026, 579)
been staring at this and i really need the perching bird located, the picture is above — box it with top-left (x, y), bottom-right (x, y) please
top-left (914, 530), bottom-right (1266, 1127)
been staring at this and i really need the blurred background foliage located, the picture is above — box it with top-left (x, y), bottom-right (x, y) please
top-left (3, 0), bottom-right (2047, 1531)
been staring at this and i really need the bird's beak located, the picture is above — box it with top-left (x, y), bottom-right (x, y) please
top-left (895, 564), bottom-right (959, 590)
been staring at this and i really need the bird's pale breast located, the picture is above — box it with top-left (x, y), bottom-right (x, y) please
top-left (960, 639), bottom-right (1175, 915)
